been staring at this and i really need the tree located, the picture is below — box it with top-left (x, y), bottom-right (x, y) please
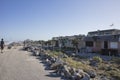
top-left (51, 40), bottom-right (56, 51)
top-left (72, 38), bottom-right (79, 54)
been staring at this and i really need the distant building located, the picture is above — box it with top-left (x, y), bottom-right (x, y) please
top-left (84, 29), bottom-right (120, 56)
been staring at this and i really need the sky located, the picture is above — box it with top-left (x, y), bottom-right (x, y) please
top-left (0, 0), bottom-right (120, 41)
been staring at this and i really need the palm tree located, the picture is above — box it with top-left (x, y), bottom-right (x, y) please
top-left (51, 40), bottom-right (56, 51)
top-left (72, 38), bottom-right (79, 54)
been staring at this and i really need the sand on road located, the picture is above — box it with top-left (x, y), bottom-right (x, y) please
top-left (0, 46), bottom-right (61, 80)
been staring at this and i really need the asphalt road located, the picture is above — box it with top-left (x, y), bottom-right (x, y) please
top-left (0, 46), bottom-right (61, 80)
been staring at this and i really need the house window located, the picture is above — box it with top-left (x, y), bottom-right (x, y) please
top-left (105, 32), bottom-right (111, 35)
top-left (119, 37), bottom-right (120, 42)
top-left (113, 35), bottom-right (119, 39)
top-left (86, 41), bottom-right (93, 47)
top-left (110, 42), bottom-right (118, 49)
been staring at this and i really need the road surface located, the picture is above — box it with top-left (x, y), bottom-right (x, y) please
top-left (0, 46), bottom-right (61, 80)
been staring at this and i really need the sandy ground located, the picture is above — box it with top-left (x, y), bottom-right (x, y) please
top-left (0, 46), bottom-right (61, 80)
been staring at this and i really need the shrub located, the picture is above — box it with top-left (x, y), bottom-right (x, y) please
top-left (93, 56), bottom-right (102, 63)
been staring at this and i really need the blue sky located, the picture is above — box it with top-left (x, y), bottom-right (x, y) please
top-left (0, 0), bottom-right (120, 41)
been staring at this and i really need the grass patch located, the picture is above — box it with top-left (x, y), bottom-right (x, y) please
top-left (112, 57), bottom-right (120, 64)
top-left (47, 50), bottom-right (91, 71)
top-left (62, 57), bottom-right (91, 71)
top-left (105, 70), bottom-right (120, 80)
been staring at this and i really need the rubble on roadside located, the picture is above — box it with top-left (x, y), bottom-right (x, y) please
top-left (23, 45), bottom-right (119, 80)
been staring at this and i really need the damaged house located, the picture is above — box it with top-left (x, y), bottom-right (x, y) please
top-left (84, 29), bottom-right (120, 56)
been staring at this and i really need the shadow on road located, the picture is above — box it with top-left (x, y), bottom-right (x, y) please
top-left (45, 72), bottom-right (61, 78)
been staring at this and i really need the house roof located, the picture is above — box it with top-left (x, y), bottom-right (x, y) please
top-left (84, 34), bottom-right (120, 42)
top-left (88, 29), bottom-right (120, 35)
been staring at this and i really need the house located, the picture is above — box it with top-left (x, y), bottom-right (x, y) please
top-left (84, 29), bottom-right (120, 56)
top-left (52, 35), bottom-right (85, 51)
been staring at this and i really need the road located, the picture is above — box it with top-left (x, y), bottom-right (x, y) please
top-left (0, 46), bottom-right (61, 80)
